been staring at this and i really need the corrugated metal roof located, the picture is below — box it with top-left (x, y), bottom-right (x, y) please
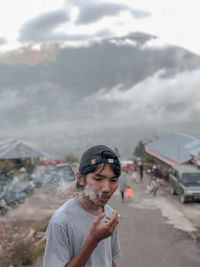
top-left (190, 146), bottom-right (200, 157)
top-left (183, 139), bottom-right (200, 149)
top-left (145, 132), bottom-right (199, 164)
top-left (0, 139), bottom-right (47, 159)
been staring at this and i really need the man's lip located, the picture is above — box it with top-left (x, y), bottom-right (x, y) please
top-left (98, 196), bottom-right (110, 202)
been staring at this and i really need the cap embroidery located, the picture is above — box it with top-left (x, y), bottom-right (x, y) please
top-left (91, 158), bottom-right (96, 165)
top-left (108, 158), bottom-right (114, 163)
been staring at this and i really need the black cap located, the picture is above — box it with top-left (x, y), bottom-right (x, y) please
top-left (79, 145), bottom-right (120, 172)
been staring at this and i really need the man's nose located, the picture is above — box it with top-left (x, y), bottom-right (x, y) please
top-left (101, 181), bottom-right (111, 192)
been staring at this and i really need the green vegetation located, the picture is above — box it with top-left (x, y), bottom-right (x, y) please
top-left (0, 220), bottom-right (48, 267)
top-left (194, 228), bottom-right (200, 242)
top-left (66, 153), bottom-right (79, 165)
top-left (8, 238), bottom-right (46, 267)
top-left (133, 140), bottom-right (154, 163)
top-left (188, 228), bottom-right (200, 243)
top-left (133, 141), bottom-right (146, 158)
top-left (0, 159), bottom-right (15, 173)
top-left (10, 240), bottom-right (36, 267)
top-left (33, 220), bottom-right (49, 232)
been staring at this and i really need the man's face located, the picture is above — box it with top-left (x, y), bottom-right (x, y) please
top-left (83, 164), bottom-right (119, 206)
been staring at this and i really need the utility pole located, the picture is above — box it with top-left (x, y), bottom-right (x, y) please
top-left (177, 145), bottom-right (181, 164)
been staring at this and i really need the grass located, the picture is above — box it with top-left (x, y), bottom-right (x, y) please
top-left (188, 228), bottom-right (200, 243)
top-left (0, 220), bottom-right (48, 267)
top-left (33, 220), bottom-right (49, 232)
top-left (8, 238), bottom-right (46, 267)
top-left (194, 228), bottom-right (200, 242)
top-left (10, 240), bottom-right (36, 267)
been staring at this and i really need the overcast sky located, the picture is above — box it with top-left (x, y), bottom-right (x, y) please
top-left (0, 0), bottom-right (200, 55)
top-left (0, 0), bottom-right (200, 159)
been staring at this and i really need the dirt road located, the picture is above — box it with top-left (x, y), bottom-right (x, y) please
top-left (0, 182), bottom-right (76, 226)
top-left (112, 175), bottom-right (200, 267)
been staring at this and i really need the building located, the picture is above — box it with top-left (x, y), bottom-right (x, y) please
top-left (145, 132), bottom-right (200, 167)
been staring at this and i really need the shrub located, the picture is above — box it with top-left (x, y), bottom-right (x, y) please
top-left (10, 240), bottom-right (35, 267)
top-left (0, 221), bottom-right (47, 267)
top-left (33, 220), bottom-right (49, 232)
top-left (0, 159), bottom-right (15, 173)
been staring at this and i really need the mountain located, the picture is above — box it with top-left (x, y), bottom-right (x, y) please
top-left (1, 32), bottom-right (200, 158)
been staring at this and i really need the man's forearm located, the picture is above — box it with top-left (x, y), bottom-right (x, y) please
top-left (112, 260), bottom-right (117, 267)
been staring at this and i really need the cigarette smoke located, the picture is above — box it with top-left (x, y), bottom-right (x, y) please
top-left (78, 185), bottom-right (102, 201)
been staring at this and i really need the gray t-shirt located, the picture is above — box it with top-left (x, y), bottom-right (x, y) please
top-left (43, 199), bottom-right (120, 267)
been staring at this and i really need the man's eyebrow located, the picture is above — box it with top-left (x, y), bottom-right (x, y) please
top-left (94, 173), bottom-right (118, 178)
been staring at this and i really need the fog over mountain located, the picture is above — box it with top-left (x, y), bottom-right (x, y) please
top-left (1, 32), bottom-right (200, 159)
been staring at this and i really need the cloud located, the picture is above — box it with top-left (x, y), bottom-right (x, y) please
top-left (0, 90), bottom-right (20, 112)
top-left (2, 68), bottom-right (200, 158)
top-left (108, 32), bottom-right (156, 47)
top-left (0, 44), bottom-right (57, 65)
top-left (71, 0), bottom-right (150, 24)
top-left (141, 38), bottom-right (171, 50)
top-left (130, 9), bottom-right (150, 19)
top-left (19, 10), bottom-right (70, 42)
top-left (18, 6), bottom-right (114, 44)
top-left (84, 68), bottom-right (200, 127)
top-left (50, 28), bottom-right (113, 42)
top-left (1, 36), bottom-right (200, 157)
top-left (109, 38), bottom-right (137, 47)
top-left (0, 37), bottom-right (7, 46)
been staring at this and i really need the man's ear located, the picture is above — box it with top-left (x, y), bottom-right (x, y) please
top-left (76, 172), bottom-right (86, 186)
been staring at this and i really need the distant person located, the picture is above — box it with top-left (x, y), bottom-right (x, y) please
top-left (125, 186), bottom-right (133, 201)
top-left (133, 161), bottom-right (138, 172)
top-left (147, 176), bottom-right (159, 197)
top-left (131, 161), bottom-right (138, 182)
top-left (19, 167), bottom-right (28, 180)
top-left (43, 145), bottom-right (121, 267)
top-left (152, 165), bottom-right (159, 178)
top-left (131, 170), bottom-right (137, 182)
top-left (119, 170), bottom-right (128, 202)
top-left (138, 162), bottom-right (144, 183)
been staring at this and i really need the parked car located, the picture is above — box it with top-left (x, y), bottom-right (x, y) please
top-left (169, 164), bottom-right (200, 204)
top-left (54, 164), bottom-right (75, 182)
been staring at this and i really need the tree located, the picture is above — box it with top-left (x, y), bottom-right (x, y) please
top-left (0, 159), bottom-right (15, 174)
top-left (133, 140), bottom-right (154, 162)
top-left (133, 141), bottom-right (146, 158)
top-left (66, 154), bottom-right (79, 165)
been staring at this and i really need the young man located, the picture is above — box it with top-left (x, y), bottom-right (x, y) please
top-left (43, 145), bottom-right (121, 267)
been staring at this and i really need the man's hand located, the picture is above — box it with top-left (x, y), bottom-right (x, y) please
top-left (66, 211), bottom-right (119, 267)
top-left (89, 210), bottom-right (119, 245)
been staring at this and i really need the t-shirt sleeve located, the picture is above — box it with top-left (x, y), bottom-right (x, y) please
top-left (43, 220), bottom-right (72, 267)
top-left (111, 224), bottom-right (121, 259)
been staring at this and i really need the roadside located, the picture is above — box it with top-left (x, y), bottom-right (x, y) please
top-left (0, 182), bottom-right (76, 226)
top-left (131, 172), bottom-right (200, 232)
top-left (112, 178), bottom-right (200, 267)
top-left (0, 182), bottom-right (77, 267)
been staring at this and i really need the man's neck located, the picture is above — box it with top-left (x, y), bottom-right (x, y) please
top-left (77, 197), bottom-right (104, 216)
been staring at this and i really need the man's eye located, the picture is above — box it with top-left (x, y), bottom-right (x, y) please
top-left (111, 179), bottom-right (118, 182)
top-left (94, 177), bottom-right (102, 181)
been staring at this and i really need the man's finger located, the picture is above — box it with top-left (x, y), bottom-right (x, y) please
top-left (105, 212), bottom-right (118, 227)
top-left (93, 212), bottom-right (106, 224)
